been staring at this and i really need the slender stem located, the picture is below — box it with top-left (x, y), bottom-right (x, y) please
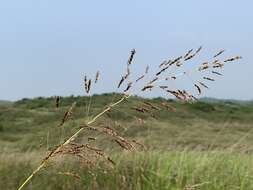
top-left (87, 94), bottom-right (130, 125)
top-left (17, 94), bottom-right (130, 190)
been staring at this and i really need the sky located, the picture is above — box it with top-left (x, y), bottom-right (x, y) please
top-left (0, 0), bottom-right (252, 101)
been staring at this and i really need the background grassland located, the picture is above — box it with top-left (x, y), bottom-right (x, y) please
top-left (1, 94), bottom-right (253, 189)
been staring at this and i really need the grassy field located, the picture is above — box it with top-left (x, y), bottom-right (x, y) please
top-left (1, 94), bottom-right (253, 189)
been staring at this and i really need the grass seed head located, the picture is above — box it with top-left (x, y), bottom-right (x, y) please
top-left (214, 49), bottom-right (225, 58)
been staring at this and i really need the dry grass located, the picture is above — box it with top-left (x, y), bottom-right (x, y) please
top-left (17, 47), bottom-right (241, 190)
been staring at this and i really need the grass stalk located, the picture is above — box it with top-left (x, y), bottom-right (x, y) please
top-left (17, 94), bottom-right (130, 190)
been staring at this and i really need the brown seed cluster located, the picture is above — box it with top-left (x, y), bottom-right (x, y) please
top-left (58, 172), bottom-right (81, 180)
top-left (132, 47), bottom-right (241, 100)
top-left (135, 65), bottom-right (149, 83)
top-left (184, 46), bottom-right (202, 61)
top-left (166, 90), bottom-right (197, 101)
top-left (17, 47), bottom-right (242, 190)
top-left (95, 71), bottom-right (100, 84)
top-left (128, 49), bottom-right (136, 65)
top-left (224, 56), bottom-right (242, 62)
top-left (55, 142), bottom-right (116, 166)
top-left (142, 85), bottom-right (154, 91)
top-left (118, 49), bottom-right (136, 90)
top-left (55, 96), bottom-right (60, 108)
top-left (84, 76), bottom-right (92, 94)
top-left (59, 102), bottom-right (76, 127)
top-left (82, 124), bottom-right (139, 151)
top-left (78, 47), bottom-right (242, 169)
top-left (214, 49), bottom-right (225, 58)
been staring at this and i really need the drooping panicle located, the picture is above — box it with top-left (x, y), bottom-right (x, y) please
top-left (147, 77), bottom-right (159, 85)
top-left (95, 71), bottom-right (100, 83)
top-left (199, 82), bottom-right (209, 89)
top-left (184, 49), bottom-right (194, 58)
top-left (194, 84), bottom-right (202, 95)
top-left (212, 71), bottom-right (222, 76)
top-left (142, 85), bottom-right (154, 91)
top-left (195, 46), bottom-right (202, 55)
top-left (124, 82), bottom-right (133, 92)
top-left (55, 96), bottom-right (60, 108)
top-left (159, 85), bottom-right (168, 90)
top-left (156, 66), bottom-right (169, 76)
top-left (184, 46), bottom-right (202, 61)
top-left (159, 60), bottom-right (167, 68)
top-left (203, 77), bottom-right (215, 81)
top-left (145, 65), bottom-right (149, 74)
top-left (59, 102), bottom-right (77, 127)
top-left (224, 56), bottom-right (242, 62)
top-left (118, 77), bottom-right (125, 88)
top-left (118, 49), bottom-right (136, 89)
top-left (214, 49), bottom-right (225, 58)
top-left (136, 75), bottom-right (145, 83)
top-left (84, 75), bottom-right (88, 92)
top-left (128, 49), bottom-right (136, 65)
top-left (87, 79), bottom-right (92, 93)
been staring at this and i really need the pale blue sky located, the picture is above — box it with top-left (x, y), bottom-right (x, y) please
top-left (0, 0), bottom-right (252, 101)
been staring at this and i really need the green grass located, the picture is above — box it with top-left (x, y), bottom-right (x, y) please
top-left (1, 94), bottom-right (253, 189)
top-left (2, 151), bottom-right (253, 190)
top-left (1, 94), bottom-right (253, 152)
